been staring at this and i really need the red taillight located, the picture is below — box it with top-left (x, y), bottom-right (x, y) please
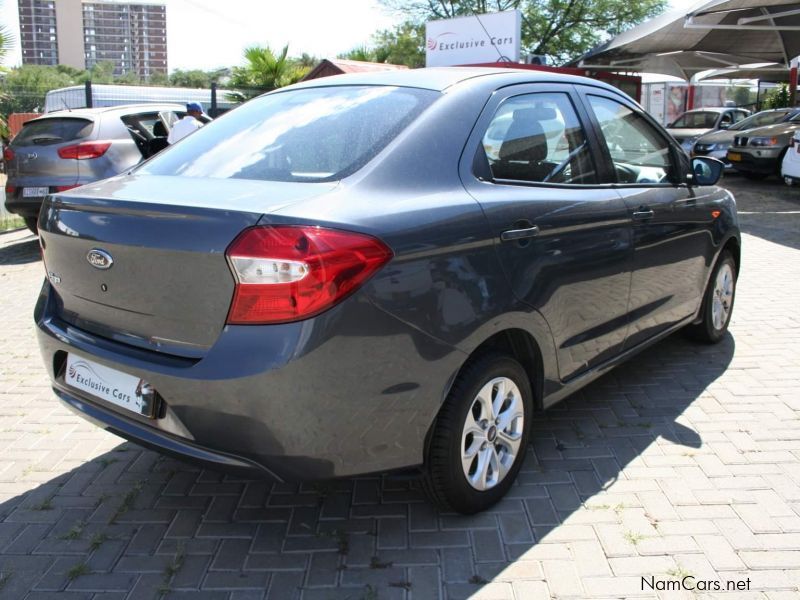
top-left (5, 183), bottom-right (15, 194)
top-left (54, 185), bottom-right (80, 192)
top-left (225, 225), bottom-right (393, 324)
top-left (57, 141), bottom-right (111, 160)
top-left (3, 147), bottom-right (14, 162)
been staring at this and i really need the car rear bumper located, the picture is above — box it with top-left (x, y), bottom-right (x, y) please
top-left (35, 279), bottom-right (463, 481)
top-left (4, 195), bottom-right (42, 218)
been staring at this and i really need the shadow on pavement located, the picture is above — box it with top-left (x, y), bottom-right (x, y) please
top-left (0, 331), bottom-right (734, 598)
top-left (0, 235), bottom-right (40, 266)
top-left (725, 175), bottom-right (800, 251)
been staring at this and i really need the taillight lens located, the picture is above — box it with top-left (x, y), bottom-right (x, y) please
top-left (57, 141), bottom-right (111, 160)
top-left (3, 147), bottom-right (14, 162)
top-left (5, 183), bottom-right (15, 194)
top-left (54, 185), bottom-right (80, 192)
top-left (226, 225), bottom-right (393, 324)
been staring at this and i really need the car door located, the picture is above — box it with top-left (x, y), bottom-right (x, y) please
top-left (461, 84), bottom-right (633, 382)
top-left (578, 88), bottom-right (711, 349)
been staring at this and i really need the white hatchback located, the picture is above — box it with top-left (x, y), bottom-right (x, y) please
top-left (782, 131), bottom-right (800, 185)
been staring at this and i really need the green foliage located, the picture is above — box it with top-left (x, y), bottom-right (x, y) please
top-left (341, 22), bottom-right (426, 68)
top-left (764, 84), bottom-right (791, 109)
top-left (379, 0), bottom-right (667, 65)
top-left (0, 65), bottom-right (76, 114)
top-left (170, 69), bottom-right (213, 88)
top-left (229, 44), bottom-right (309, 97)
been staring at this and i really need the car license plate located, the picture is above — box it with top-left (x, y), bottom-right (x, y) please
top-left (65, 354), bottom-right (156, 417)
top-left (728, 152), bottom-right (742, 162)
top-left (22, 186), bottom-right (49, 197)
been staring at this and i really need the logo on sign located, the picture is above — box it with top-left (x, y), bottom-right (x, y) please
top-left (86, 248), bottom-right (113, 270)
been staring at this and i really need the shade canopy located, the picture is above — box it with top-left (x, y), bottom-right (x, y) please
top-left (572, 0), bottom-right (800, 79)
top-left (699, 64), bottom-right (791, 81)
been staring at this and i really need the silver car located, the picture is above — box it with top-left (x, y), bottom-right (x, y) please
top-left (3, 104), bottom-right (203, 232)
top-left (692, 108), bottom-right (800, 170)
top-left (666, 107), bottom-right (751, 153)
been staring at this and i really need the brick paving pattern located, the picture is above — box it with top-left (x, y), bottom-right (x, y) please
top-left (0, 176), bottom-right (798, 599)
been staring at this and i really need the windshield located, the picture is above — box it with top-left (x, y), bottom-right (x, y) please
top-left (670, 112), bottom-right (718, 129)
top-left (13, 117), bottom-right (93, 146)
top-left (790, 112), bottom-right (800, 123)
top-left (731, 110), bottom-right (790, 130)
top-left (138, 86), bottom-right (439, 183)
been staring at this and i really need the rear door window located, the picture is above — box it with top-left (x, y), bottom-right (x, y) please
top-left (13, 118), bottom-right (93, 146)
top-left (480, 92), bottom-right (597, 185)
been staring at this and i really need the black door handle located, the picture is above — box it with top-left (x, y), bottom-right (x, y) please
top-left (501, 225), bottom-right (539, 242)
top-left (632, 206), bottom-right (654, 221)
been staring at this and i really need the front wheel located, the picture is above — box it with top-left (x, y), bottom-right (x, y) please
top-left (423, 353), bottom-right (532, 514)
top-left (685, 251), bottom-right (737, 343)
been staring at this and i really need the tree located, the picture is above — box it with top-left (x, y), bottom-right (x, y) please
top-left (379, 0), bottom-right (667, 65)
top-left (340, 22), bottom-right (426, 68)
top-left (0, 65), bottom-right (76, 114)
top-left (229, 44), bottom-right (309, 96)
top-left (764, 84), bottom-right (790, 109)
top-left (170, 69), bottom-right (213, 88)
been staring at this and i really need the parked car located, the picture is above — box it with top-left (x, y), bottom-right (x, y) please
top-left (692, 108), bottom-right (800, 170)
top-left (726, 112), bottom-right (800, 179)
top-left (667, 107), bottom-right (751, 153)
top-left (35, 68), bottom-right (740, 514)
top-left (781, 131), bottom-right (800, 185)
top-left (3, 104), bottom-right (210, 233)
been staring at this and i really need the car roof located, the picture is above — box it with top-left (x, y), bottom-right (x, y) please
top-left (288, 66), bottom-right (625, 95)
top-left (29, 104), bottom-right (187, 121)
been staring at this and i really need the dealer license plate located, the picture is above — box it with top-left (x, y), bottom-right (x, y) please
top-left (727, 152), bottom-right (742, 162)
top-left (22, 186), bottom-right (49, 197)
top-left (65, 354), bottom-right (156, 417)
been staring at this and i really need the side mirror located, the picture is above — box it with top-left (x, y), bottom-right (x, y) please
top-left (690, 156), bottom-right (724, 186)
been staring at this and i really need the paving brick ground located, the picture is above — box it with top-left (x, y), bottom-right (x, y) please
top-left (0, 175), bottom-right (799, 599)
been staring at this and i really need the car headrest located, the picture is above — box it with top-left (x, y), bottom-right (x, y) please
top-left (152, 121), bottom-right (168, 137)
top-left (498, 108), bottom-right (549, 162)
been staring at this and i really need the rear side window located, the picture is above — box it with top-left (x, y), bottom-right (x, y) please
top-left (480, 92), bottom-right (596, 185)
top-left (139, 86), bottom-right (439, 182)
top-left (13, 118), bottom-right (93, 146)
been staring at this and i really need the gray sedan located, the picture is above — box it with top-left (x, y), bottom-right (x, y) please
top-left (35, 68), bottom-right (739, 514)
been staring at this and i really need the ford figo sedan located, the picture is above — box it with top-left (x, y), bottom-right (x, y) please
top-left (35, 69), bottom-right (739, 514)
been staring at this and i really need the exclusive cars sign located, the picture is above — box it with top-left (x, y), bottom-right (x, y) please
top-left (425, 10), bottom-right (521, 67)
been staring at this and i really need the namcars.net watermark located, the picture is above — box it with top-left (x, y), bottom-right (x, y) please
top-left (642, 575), bottom-right (751, 593)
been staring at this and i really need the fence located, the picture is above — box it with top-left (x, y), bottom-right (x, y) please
top-left (1, 80), bottom-right (264, 134)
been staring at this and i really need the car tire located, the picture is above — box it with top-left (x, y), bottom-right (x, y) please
top-left (24, 217), bottom-right (38, 234)
top-left (422, 352), bottom-right (532, 514)
top-left (685, 251), bottom-right (737, 344)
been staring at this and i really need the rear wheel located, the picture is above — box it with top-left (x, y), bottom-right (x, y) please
top-left (23, 217), bottom-right (38, 234)
top-left (685, 251), bottom-right (736, 343)
top-left (423, 353), bottom-right (532, 514)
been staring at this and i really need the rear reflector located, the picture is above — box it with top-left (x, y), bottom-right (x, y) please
top-left (3, 147), bottom-right (14, 162)
top-left (226, 225), bottom-right (393, 324)
top-left (54, 185), bottom-right (80, 192)
top-left (57, 141), bottom-right (111, 160)
top-left (4, 183), bottom-right (15, 194)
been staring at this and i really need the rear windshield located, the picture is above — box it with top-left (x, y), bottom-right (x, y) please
top-left (13, 117), bottom-right (93, 146)
top-left (138, 85), bottom-right (439, 182)
top-left (670, 112), bottom-right (718, 129)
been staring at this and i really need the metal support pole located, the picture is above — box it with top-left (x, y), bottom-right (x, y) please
top-left (84, 80), bottom-right (93, 108)
top-left (210, 82), bottom-right (218, 118)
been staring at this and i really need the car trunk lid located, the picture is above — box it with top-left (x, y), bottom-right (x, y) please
top-left (39, 174), bottom-right (338, 358)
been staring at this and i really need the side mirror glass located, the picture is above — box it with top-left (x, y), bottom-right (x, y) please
top-left (691, 156), bottom-right (724, 186)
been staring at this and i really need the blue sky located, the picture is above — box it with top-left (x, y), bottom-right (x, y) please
top-left (0, 0), bottom-right (699, 72)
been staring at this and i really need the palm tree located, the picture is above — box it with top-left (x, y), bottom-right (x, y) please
top-left (0, 15), bottom-right (16, 140)
top-left (229, 44), bottom-right (309, 98)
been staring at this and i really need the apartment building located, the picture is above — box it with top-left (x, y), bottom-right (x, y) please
top-left (18, 0), bottom-right (168, 80)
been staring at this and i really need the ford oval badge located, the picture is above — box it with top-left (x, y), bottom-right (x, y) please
top-left (86, 248), bottom-right (113, 270)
